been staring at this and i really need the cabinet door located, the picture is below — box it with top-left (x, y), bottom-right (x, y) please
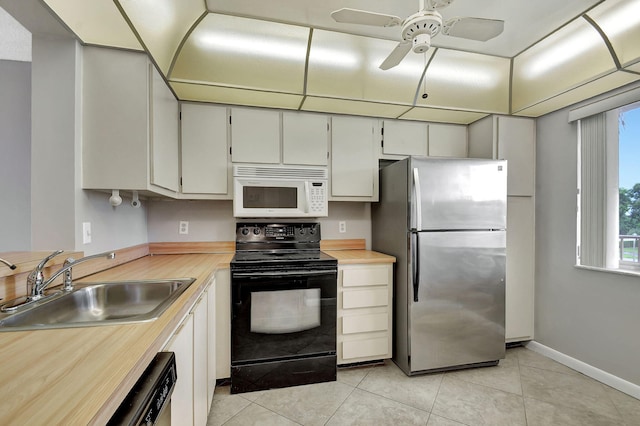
top-left (506, 196), bottom-right (535, 341)
top-left (181, 103), bottom-right (229, 195)
top-left (467, 116), bottom-right (495, 159)
top-left (331, 116), bottom-right (377, 199)
top-left (215, 269), bottom-right (230, 379)
top-left (165, 313), bottom-right (194, 426)
top-left (497, 116), bottom-right (535, 196)
top-left (282, 111), bottom-right (328, 165)
top-left (150, 66), bottom-right (179, 192)
top-left (230, 108), bottom-right (280, 164)
top-left (82, 47), bottom-right (149, 190)
top-left (428, 123), bottom-right (467, 158)
top-left (382, 120), bottom-right (428, 156)
top-left (193, 296), bottom-right (209, 426)
top-left (206, 280), bottom-right (217, 407)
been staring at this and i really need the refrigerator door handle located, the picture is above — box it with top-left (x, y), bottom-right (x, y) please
top-left (412, 232), bottom-right (420, 302)
top-left (412, 168), bottom-right (422, 231)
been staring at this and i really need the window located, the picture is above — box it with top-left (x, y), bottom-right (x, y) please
top-left (577, 101), bottom-right (640, 271)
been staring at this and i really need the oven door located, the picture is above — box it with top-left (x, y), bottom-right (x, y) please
top-left (231, 266), bottom-right (337, 365)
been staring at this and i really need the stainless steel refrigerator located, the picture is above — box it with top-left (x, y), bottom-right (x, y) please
top-left (372, 156), bottom-right (507, 375)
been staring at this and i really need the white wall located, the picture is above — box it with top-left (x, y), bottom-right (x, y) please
top-left (147, 200), bottom-right (372, 247)
top-left (535, 80), bottom-right (640, 387)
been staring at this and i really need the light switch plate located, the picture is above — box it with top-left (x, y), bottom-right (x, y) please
top-left (82, 222), bottom-right (92, 244)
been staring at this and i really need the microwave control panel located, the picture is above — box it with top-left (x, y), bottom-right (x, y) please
top-left (310, 182), bottom-right (327, 214)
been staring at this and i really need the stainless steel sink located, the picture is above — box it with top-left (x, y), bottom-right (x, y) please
top-left (0, 278), bottom-right (195, 332)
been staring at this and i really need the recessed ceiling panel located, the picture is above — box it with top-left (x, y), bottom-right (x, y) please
top-left (513, 70), bottom-right (640, 116)
top-left (307, 30), bottom-right (429, 105)
top-left (586, 0), bottom-right (640, 68)
top-left (512, 17), bottom-right (616, 112)
top-left (302, 96), bottom-right (411, 118)
top-left (43, 0), bottom-right (141, 50)
top-left (171, 14), bottom-right (309, 95)
top-left (400, 107), bottom-right (487, 124)
top-left (171, 82), bottom-right (303, 110)
top-left (116, 0), bottom-right (204, 73)
top-left (415, 49), bottom-right (510, 113)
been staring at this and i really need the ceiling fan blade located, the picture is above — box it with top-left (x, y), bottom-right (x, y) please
top-left (331, 8), bottom-right (402, 27)
top-left (442, 17), bottom-right (504, 41)
top-left (379, 42), bottom-right (412, 70)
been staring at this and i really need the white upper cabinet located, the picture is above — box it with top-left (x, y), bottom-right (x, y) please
top-left (496, 116), bottom-right (535, 196)
top-left (82, 46), bottom-right (179, 197)
top-left (428, 123), bottom-right (468, 158)
top-left (230, 107), bottom-right (280, 164)
top-left (180, 103), bottom-right (230, 197)
top-left (382, 120), bottom-right (428, 156)
top-left (282, 111), bottom-right (329, 166)
top-left (330, 116), bottom-right (378, 201)
top-left (151, 69), bottom-right (179, 192)
top-left (468, 115), bottom-right (535, 196)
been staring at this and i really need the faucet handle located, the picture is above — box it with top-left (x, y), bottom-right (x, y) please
top-left (35, 250), bottom-right (64, 271)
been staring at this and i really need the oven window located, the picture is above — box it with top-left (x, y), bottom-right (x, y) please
top-left (243, 186), bottom-right (297, 209)
top-left (250, 288), bottom-right (321, 333)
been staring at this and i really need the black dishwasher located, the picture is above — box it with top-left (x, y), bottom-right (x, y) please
top-left (108, 352), bottom-right (176, 426)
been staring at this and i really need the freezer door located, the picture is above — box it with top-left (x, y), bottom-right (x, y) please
top-left (410, 157), bottom-right (507, 231)
top-left (409, 230), bottom-right (505, 373)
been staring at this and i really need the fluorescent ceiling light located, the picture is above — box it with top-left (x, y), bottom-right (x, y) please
top-left (195, 30), bottom-right (308, 62)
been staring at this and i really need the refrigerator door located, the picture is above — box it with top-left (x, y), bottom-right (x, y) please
top-left (410, 157), bottom-right (507, 231)
top-left (409, 230), bottom-right (505, 373)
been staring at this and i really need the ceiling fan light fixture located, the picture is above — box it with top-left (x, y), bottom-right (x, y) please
top-left (413, 33), bottom-right (432, 53)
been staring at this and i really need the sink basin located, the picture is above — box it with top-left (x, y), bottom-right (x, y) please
top-left (0, 278), bottom-right (195, 332)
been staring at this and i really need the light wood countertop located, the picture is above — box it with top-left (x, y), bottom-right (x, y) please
top-left (0, 253), bottom-right (232, 426)
top-left (0, 245), bottom-right (392, 425)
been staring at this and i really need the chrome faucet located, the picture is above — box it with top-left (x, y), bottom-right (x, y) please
top-left (26, 250), bottom-right (116, 300)
top-left (0, 258), bottom-right (17, 270)
top-left (60, 251), bottom-right (116, 292)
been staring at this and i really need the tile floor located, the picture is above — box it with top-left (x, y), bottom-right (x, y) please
top-left (206, 347), bottom-right (640, 426)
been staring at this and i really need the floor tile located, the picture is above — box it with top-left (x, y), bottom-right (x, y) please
top-left (524, 397), bottom-right (622, 426)
top-left (207, 386), bottom-right (252, 426)
top-left (337, 365), bottom-right (372, 387)
top-left (252, 381), bottom-right (353, 426)
top-left (222, 403), bottom-right (300, 426)
top-left (326, 388), bottom-right (431, 426)
top-left (357, 360), bottom-right (443, 411)
top-left (519, 365), bottom-right (621, 420)
top-left (513, 347), bottom-right (579, 375)
top-left (426, 413), bottom-right (467, 425)
top-left (446, 363), bottom-right (522, 395)
top-left (604, 385), bottom-right (640, 425)
top-left (432, 375), bottom-right (527, 426)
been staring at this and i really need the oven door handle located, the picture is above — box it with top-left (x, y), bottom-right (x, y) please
top-left (232, 270), bottom-right (335, 278)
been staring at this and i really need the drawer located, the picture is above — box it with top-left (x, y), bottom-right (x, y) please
top-left (342, 313), bottom-right (388, 334)
top-left (342, 288), bottom-right (388, 309)
top-left (341, 265), bottom-right (390, 287)
top-left (342, 337), bottom-right (389, 360)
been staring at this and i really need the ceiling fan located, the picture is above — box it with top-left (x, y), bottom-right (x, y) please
top-left (330, 0), bottom-right (504, 70)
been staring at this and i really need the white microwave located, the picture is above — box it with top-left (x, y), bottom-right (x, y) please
top-left (233, 165), bottom-right (328, 218)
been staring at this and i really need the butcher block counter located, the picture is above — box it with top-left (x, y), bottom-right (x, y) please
top-left (0, 240), bottom-right (393, 425)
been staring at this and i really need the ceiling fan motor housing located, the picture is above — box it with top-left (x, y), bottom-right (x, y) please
top-left (402, 10), bottom-right (442, 53)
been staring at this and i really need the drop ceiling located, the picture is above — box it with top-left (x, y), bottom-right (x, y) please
top-left (35, 0), bottom-right (640, 123)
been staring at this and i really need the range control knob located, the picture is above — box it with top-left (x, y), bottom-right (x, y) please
top-left (309, 226), bottom-right (316, 235)
top-left (241, 227), bottom-right (249, 236)
top-left (253, 227), bottom-right (261, 235)
top-left (299, 227), bottom-right (306, 235)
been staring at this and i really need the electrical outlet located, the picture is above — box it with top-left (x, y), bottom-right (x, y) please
top-left (179, 221), bottom-right (189, 235)
top-left (338, 221), bottom-right (346, 233)
top-left (82, 222), bottom-right (92, 244)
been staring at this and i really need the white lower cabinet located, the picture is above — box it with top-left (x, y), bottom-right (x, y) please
top-left (163, 280), bottom-right (215, 426)
top-left (215, 268), bottom-right (231, 379)
top-left (165, 312), bottom-right (194, 426)
top-left (337, 263), bottom-right (393, 364)
top-left (207, 277), bottom-right (217, 407)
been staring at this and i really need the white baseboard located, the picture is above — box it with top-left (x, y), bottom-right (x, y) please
top-left (526, 341), bottom-right (640, 400)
